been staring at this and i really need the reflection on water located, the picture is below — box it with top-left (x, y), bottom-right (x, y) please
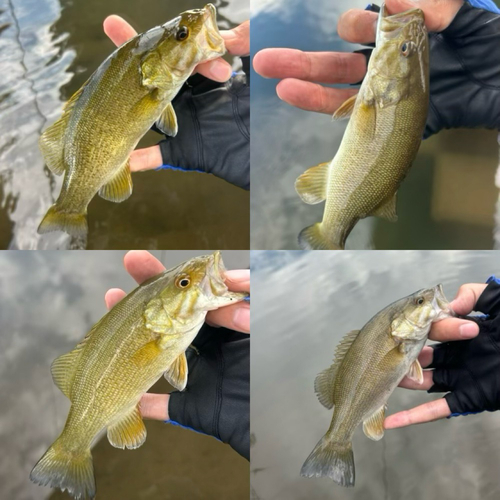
top-left (250, 0), bottom-right (500, 250)
top-left (0, 0), bottom-right (249, 249)
top-left (251, 250), bottom-right (500, 499)
top-left (0, 250), bottom-right (249, 500)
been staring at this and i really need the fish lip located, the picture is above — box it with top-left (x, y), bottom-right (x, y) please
top-left (432, 284), bottom-right (454, 319)
top-left (380, 3), bottom-right (424, 23)
top-left (204, 251), bottom-right (228, 297)
top-left (202, 3), bottom-right (225, 56)
top-left (377, 3), bottom-right (425, 44)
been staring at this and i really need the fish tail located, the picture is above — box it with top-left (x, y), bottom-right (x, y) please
top-left (300, 435), bottom-right (354, 487)
top-left (30, 437), bottom-right (95, 500)
top-left (298, 223), bottom-right (343, 250)
top-left (38, 204), bottom-right (88, 237)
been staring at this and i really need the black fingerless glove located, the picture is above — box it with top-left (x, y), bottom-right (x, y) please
top-left (428, 276), bottom-right (500, 417)
top-left (167, 324), bottom-right (250, 459)
top-left (155, 57), bottom-right (250, 190)
top-left (360, 2), bottom-right (500, 138)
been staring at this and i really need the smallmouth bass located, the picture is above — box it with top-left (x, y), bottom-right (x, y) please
top-left (296, 4), bottom-right (429, 249)
top-left (30, 252), bottom-right (247, 499)
top-left (301, 285), bottom-right (451, 486)
top-left (38, 4), bottom-right (225, 237)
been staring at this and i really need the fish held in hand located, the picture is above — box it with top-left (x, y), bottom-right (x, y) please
top-left (38, 4), bottom-right (225, 237)
top-left (30, 252), bottom-right (247, 500)
top-left (300, 285), bottom-right (452, 487)
top-left (296, 4), bottom-right (429, 249)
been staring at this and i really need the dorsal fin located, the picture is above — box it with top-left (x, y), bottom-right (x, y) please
top-left (39, 84), bottom-right (87, 176)
top-left (50, 318), bottom-right (101, 399)
top-left (314, 330), bottom-right (360, 409)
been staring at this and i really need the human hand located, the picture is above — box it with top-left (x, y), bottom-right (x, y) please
top-left (104, 251), bottom-right (250, 439)
top-left (385, 283), bottom-right (487, 429)
top-left (103, 17), bottom-right (250, 180)
top-left (254, 0), bottom-right (500, 137)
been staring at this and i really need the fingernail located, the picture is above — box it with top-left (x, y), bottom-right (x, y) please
top-left (206, 60), bottom-right (231, 81)
top-left (459, 323), bottom-right (478, 339)
top-left (220, 29), bottom-right (237, 39)
top-left (276, 85), bottom-right (283, 100)
top-left (233, 306), bottom-right (250, 333)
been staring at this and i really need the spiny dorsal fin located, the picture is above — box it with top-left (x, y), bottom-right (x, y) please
top-left (314, 330), bottom-right (360, 409)
top-left (295, 162), bottom-right (329, 205)
top-left (371, 193), bottom-right (398, 222)
top-left (332, 94), bottom-right (358, 120)
top-left (39, 85), bottom-right (87, 176)
top-left (407, 359), bottom-right (424, 384)
top-left (156, 102), bottom-right (178, 137)
top-left (98, 160), bottom-right (133, 203)
top-left (107, 405), bottom-right (147, 450)
top-left (363, 405), bottom-right (386, 441)
top-left (164, 352), bottom-right (188, 391)
top-left (50, 318), bottom-right (101, 399)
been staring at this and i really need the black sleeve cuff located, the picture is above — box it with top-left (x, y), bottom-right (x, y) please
top-left (475, 278), bottom-right (500, 316)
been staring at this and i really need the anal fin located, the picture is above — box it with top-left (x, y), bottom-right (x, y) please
top-left (99, 160), bottom-right (133, 203)
top-left (363, 405), bottom-right (385, 441)
top-left (295, 162), bottom-right (329, 205)
top-left (107, 405), bottom-right (147, 450)
top-left (371, 193), bottom-right (398, 222)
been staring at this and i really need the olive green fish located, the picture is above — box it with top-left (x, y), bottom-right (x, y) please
top-left (296, 4), bottom-right (429, 249)
top-left (301, 285), bottom-right (452, 486)
top-left (30, 252), bottom-right (247, 500)
top-left (38, 4), bottom-right (225, 237)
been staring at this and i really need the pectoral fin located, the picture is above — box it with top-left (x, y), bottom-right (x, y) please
top-left (363, 405), bottom-right (385, 441)
top-left (107, 405), bottom-right (147, 450)
top-left (332, 94), bottom-right (357, 120)
top-left (371, 193), bottom-right (398, 222)
top-left (164, 353), bottom-right (188, 391)
top-left (98, 160), bottom-right (133, 203)
top-left (156, 103), bottom-right (178, 137)
top-left (295, 162), bottom-right (329, 204)
top-left (407, 359), bottom-right (424, 384)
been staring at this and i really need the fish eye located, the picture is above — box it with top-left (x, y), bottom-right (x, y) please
top-left (417, 297), bottom-right (424, 305)
top-left (175, 275), bottom-right (191, 289)
top-left (176, 26), bottom-right (190, 41)
top-left (401, 42), bottom-right (412, 57)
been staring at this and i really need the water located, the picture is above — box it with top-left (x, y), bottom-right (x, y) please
top-left (0, 250), bottom-right (249, 500)
top-left (250, 250), bottom-right (500, 499)
top-left (0, 0), bottom-right (249, 249)
top-left (250, 0), bottom-right (500, 250)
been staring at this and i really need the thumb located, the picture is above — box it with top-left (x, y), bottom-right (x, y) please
top-left (386, 0), bottom-right (464, 31)
top-left (449, 283), bottom-right (488, 316)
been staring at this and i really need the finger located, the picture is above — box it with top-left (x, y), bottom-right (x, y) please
top-left (398, 370), bottom-right (434, 390)
top-left (449, 283), bottom-right (488, 316)
top-left (140, 393), bottom-right (169, 421)
top-left (417, 346), bottom-right (434, 368)
top-left (337, 9), bottom-right (378, 44)
top-left (103, 15), bottom-right (137, 47)
top-left (384, 398), bottom-right (451, 429)
top-left (253, 48), bottom-right (367, 84)
top-left (429, 317), bottom-right (479, 342)
top-left (206, 301), bottom-right (250, 333)
top-left (196, 58), bottom-right (233, 81)
top-left (220, 20), bottom-right (249, 55)
top-left (123, 251), bottom-right (166, 284)
top-left (224, 269), bottom-right (250, 293)
top-left (105, 288), bottom-right (127, 310)
top-left (130, 146), bottom-right (163, 172)
top-left (276, 78), bottom-right (358, 115)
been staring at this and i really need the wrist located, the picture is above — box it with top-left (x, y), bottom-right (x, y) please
top-left (139, 393), bottom-right (169, 421)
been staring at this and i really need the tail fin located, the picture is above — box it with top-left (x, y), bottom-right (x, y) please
top-left (300, 435), bottom-right (354, 487)
top-left (298, 223), bottom-right (343, 250)
top-left (37, 205), bottom-right (88, 237)
top-left (30, 438), bottom-right (95, 500)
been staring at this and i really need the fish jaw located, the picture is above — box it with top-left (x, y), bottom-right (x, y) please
top-left (432, 283), bottom-right (454, 321)
top-left (198, 4), bottom-right (226, 60)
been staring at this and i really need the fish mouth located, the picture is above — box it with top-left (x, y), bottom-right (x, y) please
top-left (203, 251), bottom-right (229, 298)
top-left (377, 3), bottom-right (425, 43)
top-left (201, 4), bottom-right (225, 57)
top-left (432, 284), bottom-right (454, 320)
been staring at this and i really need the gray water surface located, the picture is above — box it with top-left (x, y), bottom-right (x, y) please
top-left (251, 250), bottom-right (500, 500)
top-left (250, 0), bottom-right (500, 250)
top-left (0, 0), bottom-right (249, 249)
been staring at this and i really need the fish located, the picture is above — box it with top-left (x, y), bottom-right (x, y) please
top-left (37, 4), bottom-right (225, 237)
top-left (296, 4), bottom-right (429, 249)
top-left (300, 285), bottom-right (452, 487)
top-left (30, 251), bottom-right (247, 500)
